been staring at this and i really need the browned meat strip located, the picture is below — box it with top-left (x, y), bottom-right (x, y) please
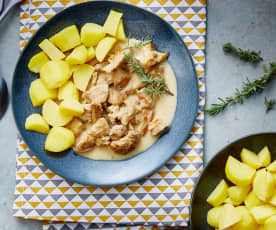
top-left (110, 130), bottom-right (141, 154)
top-left (103, 48), bottom-right (130, 73)
top-left (97, 72), bottom-right (113, 85)
top-left (109, 125), bottom-right (127, 140)
top-left (91, 104), bottom-right (103, 123)
top-left (122, 73), bottom-right (144, 95)
top-left (148, 118), bottom-right (168, 136)
top-left (74, 133), bottom-right (95, 152)
top-left (108, 88), bottom-right (124, 105)
top-left (137, 89), bottom-right (153, 109)
top-left (82, 83), bottom-right (109, 104)
top-left (96, 136), bottom-right (110, 147)
top-left (113, 68), bottom-right (130, 88)
top-left (66, 118), bottom-right (85, 137)
top-left (79, 104), bottom-right (92, 122)
top-left (87, 117), bottom-right (110, 137)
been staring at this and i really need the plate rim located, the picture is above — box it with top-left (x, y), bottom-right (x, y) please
top-left (11, 0), bottom-right (199, 186)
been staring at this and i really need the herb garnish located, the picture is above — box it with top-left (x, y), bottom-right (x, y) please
top-left (124, 53), bottom-right (173, 96)
top-left (205, 62), bottom-right (276, 116)
top-left (223, 43), bottom-right (263, 63)
top-left (127, 34), bottom-right (152, 49)
top-left (265, 97), bottom-right (276, 113)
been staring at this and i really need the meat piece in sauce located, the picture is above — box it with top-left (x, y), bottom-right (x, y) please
top-left (97, 72), bottom-right (113, 85)
top-left (74, 133), bottom-right (95, 152)
top-left (134, 44), bottom-right (168, 70)
top-left (148, 118), bottom-right (168, 136)
top-left (82, 83), bottom-right (109, 104)
top-left (87, 117), bottom-right (110, 137)
top-left (66, 118), bottom-right (85, 137)
top-left (108, 88), bottom-right (124, 105)
top-left (79, 104), bottom-right (92, 122)
top-left (113, 68), bottom-right (130, 88)
top-left (96, 136), bottom-right (110, 147)
top-left (122, 73), bottom-right (144, 95)
top-left (91, 104), bottom-right (103, 123)
top-left (110, 130), bottom-right (141, 154)
top-left (109, 125), bottom-right (127, 140)
top-left (103, 48), bottom-right (130, 73)
top-left (137, 89), bottom-right (153, 109)
top-left (118, 104), bottom-right (137, 125)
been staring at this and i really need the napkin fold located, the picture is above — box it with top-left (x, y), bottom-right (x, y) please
top-left (14, 0), bottom-right (206, 229)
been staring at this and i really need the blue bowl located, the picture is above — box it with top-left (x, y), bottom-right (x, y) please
top-left (12, 1), bottom-right (198, 186)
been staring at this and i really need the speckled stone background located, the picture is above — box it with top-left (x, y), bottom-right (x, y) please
top-left (0, 0), bottom-right (276, 229)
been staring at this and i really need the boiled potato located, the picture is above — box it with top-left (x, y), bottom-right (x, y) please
top-left (245, 191), bottom-right (264, 210)
top-left (58, 81), bottom-right (79, 101)
top-left (25, 114), bottom-right (49, 134)
top-left (116, 19), bottom-right (126, 41)
top-left (250, 205), bottom-right (276, 224)
top-left (219, 204), bottom-right (241, 229)
top-left (29, 79), bottom-right (57, 106)
top-left (66, 45), bottom-right (87, 65)
top-left (228, 185), bottom-right (251, 204)
top-left (50, 25), bottom-right (81, 52)
top-left (40, 60), bottom-right (71, 89)
top-left (258, 225), bottom-right (265, 230)
top-left (207, 206), bottom-right (224, 228)
top-left (87, 46), bottom-right (96, 61)
top-left (73, 64), bottom-right (95, 92)
top-left (225, 156), bottom-right (256, 186)
top-left (241, 148), bottom-right (262, 169)
top-left (59, 98), bottom-right (84, 116)
top-left (264, 215), bottom-right (276, 230)
top-left (28, 52), bottom-right (49, 73)
top-left (268, 193), bottom-right (276, 206)
top-left (267, 160), bottom-right (276, 172)
top-left (39, 39), bottom-right (65, 60)
top-left (103, 10), bottom-right (123, 36)
top-left (207, 179), bottom-right (228, 207)
top-left (258, 146), bottom-right (271, 167)
top-left (45, 127), bottom-right (74, 152)
top-left (233, 206), bottom-right (258, 230)
top-left (253, 169), bottom-right (275, 201)
top-left (95, 37), bottom-right (117, 62)
top-left (224, 197), bottom-right (243, 206)
top-left (80, 23), bottom-right (105, 47)
top-left (42, 99), bottom-right (73, 127)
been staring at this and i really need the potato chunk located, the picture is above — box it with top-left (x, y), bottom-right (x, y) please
top-left (59, 98), bottom-right (84, 117)
top-left (73, 64), bottom-right (95, 92)
top-left (80, 23), bottom-right (105, 47)
top-left (234, 206), bottom-right (258, 230)
top-left (245, 191), bottom-right (264, 210)
top-left (207, 206), bottom-right (224, 228)
top-left (49, 25), bottom-right (81, 52)
top-left (39, 39), bottom-right (65, 60)
top-left (40, 60), bottom-right (71, 89)
top-left (58, 81), bottom-right (79, 101)
top-left (241, 148), bottom-right (262, 169)
top-left (258, 146), bottom-right (271, 167)
top-left (250, 205), bottom-right (276, 224)
top-left (253, 169), bottom-right (275, 201)
top-left (42, 99), bottom-right (73, 127)
top-left (267, 160), bottom-right (276, 172)
top-left (264, 215), bottom-right (276, 230)
top-left (219, 204), bottom-right (241, 229)
top-left (87, 46), bottom-right (96, 61)
top-left (29, 79), bottom-right (57, 106)
top-left (95, 37), bottom-right (117, 62)
top-left (45, 127), bottom-right (74, 152)
top-left (66, 45), bottom-right (87, 65)
top-left (225, 156), bottom-right (256, 186)
top-left (228, 185), bottom-right (251, 205)
top-left (116, 19), bottom-right (126, 41)
top-left (25, 114), bottom-right (49, 134)
top-left (103, 10), bottom-right (123, 36)
top-left (207, 179), bottom-right (228, 207)
top-left (28, 52), bottom-right (49, 73)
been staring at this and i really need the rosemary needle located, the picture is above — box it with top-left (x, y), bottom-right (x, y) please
top-left (223, 43), bottom-right (263, 63)
top-left (265, 97), bottom-right (276, 113)
top-left (205, 62), bottom-right (276, 116)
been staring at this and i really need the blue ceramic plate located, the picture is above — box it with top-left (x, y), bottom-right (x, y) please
top-left (12, 1), bottom-right (198, 186)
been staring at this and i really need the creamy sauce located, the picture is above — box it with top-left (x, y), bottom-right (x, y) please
top-left (77, 61), bottom-right (177, 161)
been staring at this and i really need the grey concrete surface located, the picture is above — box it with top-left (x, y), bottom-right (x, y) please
top-left (0, 0), bottom-right (275, 229)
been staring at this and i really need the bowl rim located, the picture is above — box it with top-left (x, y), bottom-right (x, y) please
top-left (11, 0), bottom-right (199, 186)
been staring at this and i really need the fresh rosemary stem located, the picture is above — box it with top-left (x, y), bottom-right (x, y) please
top-left (223, 43), bottom-right (263, 63)
top-left (265, 97), bottom-right (276, 113)
top-left (205, 62), bottom-right (276, 116)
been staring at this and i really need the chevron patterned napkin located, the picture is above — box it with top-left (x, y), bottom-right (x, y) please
top-left (14, 0), bottom-right (206, 229)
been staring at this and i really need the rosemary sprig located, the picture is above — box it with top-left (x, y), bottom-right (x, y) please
top-left (223, 43), bottom-right (263, 63)
top-left (265, 97), bottom-right (276, 113)
top-left (124, 53), bottom-right (173, 96)
top-left (205, 62), bottom-right (276, 116)
top-left (127, 34), bottom-right (152, 49)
